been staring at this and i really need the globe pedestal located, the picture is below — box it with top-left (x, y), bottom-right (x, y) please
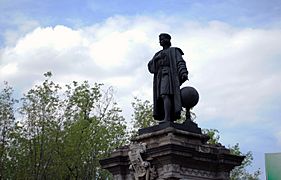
top-left (180, 86), bottom-right (200, 124)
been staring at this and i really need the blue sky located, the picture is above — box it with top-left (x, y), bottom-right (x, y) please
top-left (1, 0), bottom-right (281, 37)
top-left (1, 0), bottom-right (281, 178)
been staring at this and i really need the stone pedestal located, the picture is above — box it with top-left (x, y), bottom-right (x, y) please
top-left (100, 122), bottom-right (244, 180)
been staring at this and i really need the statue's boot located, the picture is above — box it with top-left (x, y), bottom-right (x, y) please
top-left (159, 116), bottom-right (172, 124)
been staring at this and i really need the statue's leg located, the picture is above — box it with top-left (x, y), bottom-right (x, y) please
top-left (162, 95), bottom-right (171, 122)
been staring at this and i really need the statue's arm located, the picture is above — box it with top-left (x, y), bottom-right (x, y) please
top-left (148, 52), bottom-right (160, 73)
top-left (148, 59), bottom-right (155, 73)
top-left (175, 48), bottom-right (189, 83)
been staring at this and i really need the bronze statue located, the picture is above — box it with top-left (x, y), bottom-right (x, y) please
top-left (148, 33), bottom-right (188, 122)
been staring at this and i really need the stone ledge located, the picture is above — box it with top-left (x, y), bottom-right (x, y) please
top-left (135, 126), bottom-right (209, 144)
top-left (138, 121), bottom-right (202, 135)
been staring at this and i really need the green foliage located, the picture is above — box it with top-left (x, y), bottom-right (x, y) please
top-left (230, 143), bottom-right (261, 180)
top-left (202, 129), bottom-right (261, 180)
top-left (202, 128), bottom-right (220, 144)
top-left (18, 72), bottom-right (62, 179)
top-left (131, 97), bottom-right (156, 129)
top-left (0, 82), bottom-right (18, 179)
top-left (0, 73), bottom-right (127, 179)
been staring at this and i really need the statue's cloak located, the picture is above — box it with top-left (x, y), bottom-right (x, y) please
top-left (148, 47), bottom-right (188, 121)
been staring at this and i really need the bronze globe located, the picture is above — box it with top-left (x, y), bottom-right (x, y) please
top-left (180, 86), bottom-right (199, 109)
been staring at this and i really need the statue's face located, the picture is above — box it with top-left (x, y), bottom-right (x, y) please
top-left (159, 36), bottom-right (170, 47)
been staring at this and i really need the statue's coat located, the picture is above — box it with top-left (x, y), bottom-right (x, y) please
top-left (148, 47), bottom-right (188, 121)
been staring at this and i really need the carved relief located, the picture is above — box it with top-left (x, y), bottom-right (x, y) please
top-left (198, 145), bottom-right (211, 153)
top-left (128, 142), bottom-right (157, 180)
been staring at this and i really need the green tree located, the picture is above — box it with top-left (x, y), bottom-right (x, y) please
top-left (203, 129), bottom-right (261, 180)
top-left (57, 81), bottom-right (127, 179)
top-left (229, 143), bottom-right (261, 180)
top-left (0, 72), bottom-right (127, 179)
top-left (0, 82), bottom-right (17, 179)
top-left (18, 72), bottom-right (62, 179)
top-left (131, 97), bottom-right (156, 132)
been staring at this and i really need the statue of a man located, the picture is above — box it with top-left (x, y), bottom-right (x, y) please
top-left (148, 33), bottom-right (188, 122)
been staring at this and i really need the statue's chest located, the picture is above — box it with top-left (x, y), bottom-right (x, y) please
top-left (156, 50), bottom-right (169, 67)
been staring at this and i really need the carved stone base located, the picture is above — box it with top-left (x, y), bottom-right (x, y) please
top-left (100, 123), bottom-right (244, 180)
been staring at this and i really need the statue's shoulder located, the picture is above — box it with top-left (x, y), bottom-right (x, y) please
top-left (155, 50), bottom-right (162, 55)
top-left (153, 50), bottom-right (162, 57)
top-left (171, 47), bottom-right (184, 55)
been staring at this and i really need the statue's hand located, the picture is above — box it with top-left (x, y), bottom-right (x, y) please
top-left (181, 73), bottom-right (189, 82)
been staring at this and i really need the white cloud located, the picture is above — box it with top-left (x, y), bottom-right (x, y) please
top-left (14, 26), bottom-right (87, 53)
top-left (0, 62), bottom-right (18, 76)
top-left (3, 17), bottom-right (40, 46)
top-left (173, 22), bottom-right (281, 126)
top-left (0, 15), bottom-right (281, 129)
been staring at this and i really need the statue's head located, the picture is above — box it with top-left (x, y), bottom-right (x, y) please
top-left (159, 33), bottom-right (171, 48)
